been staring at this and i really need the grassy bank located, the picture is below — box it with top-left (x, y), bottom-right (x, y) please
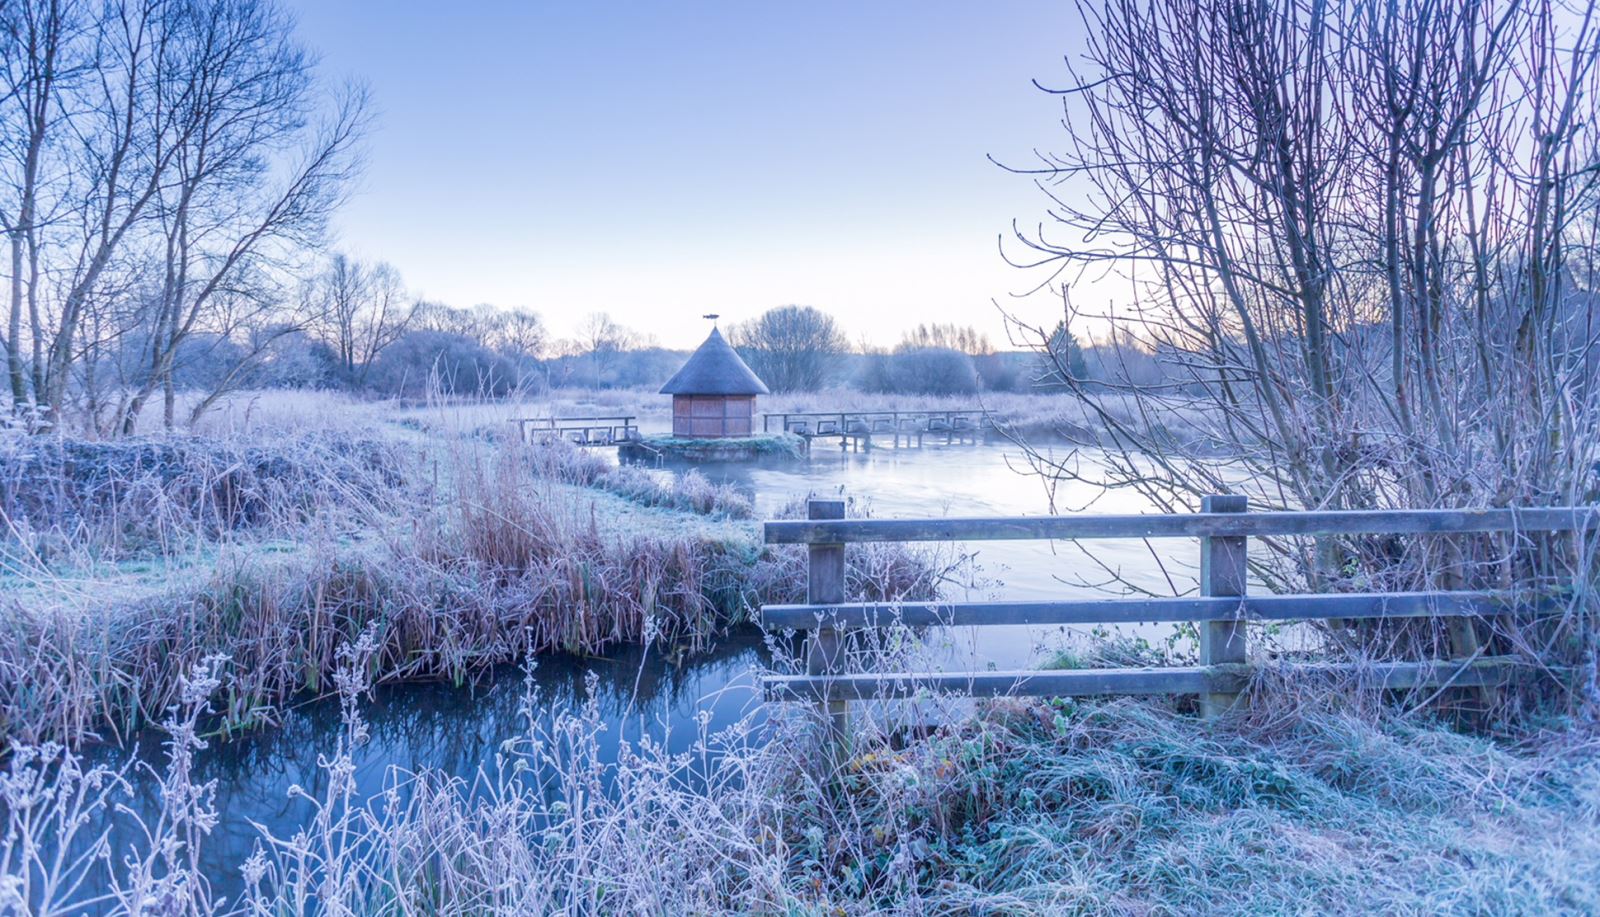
top-left (619, 432), bottom-right (809, 463)
top-left (6, 651), bottom-right (1595, 914)
top-left (0, 432), bottom-right (942, 750)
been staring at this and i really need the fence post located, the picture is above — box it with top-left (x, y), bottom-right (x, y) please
top-left (1200, 494), bottom-right (1249, 717)
top-left (806, 497), bottom-right (849, 751)
top-left (1441, 536), bottom-right (1498, 709)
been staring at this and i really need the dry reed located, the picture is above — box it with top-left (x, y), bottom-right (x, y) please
top-left (0, 430), bottom-right (942, 750)
top-left (4, 647), bottom-right (1595, 915)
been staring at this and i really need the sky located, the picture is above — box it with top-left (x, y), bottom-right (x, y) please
top-left (281, 1), bottom-right (1089, 350)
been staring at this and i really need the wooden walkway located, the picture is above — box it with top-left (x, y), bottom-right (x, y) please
top-left (762, 409), bottom-right (987, 450)
top-left (513, 415), bottom-right (639, 445)
top-left (762, 498), bottom-right (1596, 737)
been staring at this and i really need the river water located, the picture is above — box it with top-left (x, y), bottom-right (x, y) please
top-left (81, 439), bottom-right (1208, 898)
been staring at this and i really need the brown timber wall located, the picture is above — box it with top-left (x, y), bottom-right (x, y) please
top-left (672, 395), bottom-right (755, 438)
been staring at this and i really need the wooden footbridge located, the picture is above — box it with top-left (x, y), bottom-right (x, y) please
top-left (762, 497), bottom-right (1595, 740)
top-left (762, 409), bottom-right (988, 450)
top-left (513, 415), bottom-right (639, 445)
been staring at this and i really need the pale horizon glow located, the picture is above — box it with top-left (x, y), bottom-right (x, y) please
top-left (281, 1), bottom-right (1101, 350)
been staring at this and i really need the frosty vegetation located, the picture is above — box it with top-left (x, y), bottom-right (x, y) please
top-left (4, 0), bottom-right (1600, 912)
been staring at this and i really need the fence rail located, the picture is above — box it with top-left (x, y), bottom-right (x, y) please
top-left (514, 415), bottom-right (638, 445)
top-left (761, 409), bottom-right (987, 449)
top-left (761, 590), bottom-right (1515, 630)
top-left (764, 506), bottom-right (1600, 544)
top-left (761, 497), bottom-right (1594, 728)
top-left (764, 658), bottom-right (1519, 703)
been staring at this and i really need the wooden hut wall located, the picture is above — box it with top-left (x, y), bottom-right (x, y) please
top-left (673, 395), bottom-right (755, 437)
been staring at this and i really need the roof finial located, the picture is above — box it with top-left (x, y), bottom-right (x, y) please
top-left (702, 313), bottom-right (719, 325)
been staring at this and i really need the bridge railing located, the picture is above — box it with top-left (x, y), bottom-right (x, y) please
top-left (513, 415), bottom-right (638, 444)
top-left (761, 409), bottom-right (987, 438)
top-left (761, 497), bottom-right (1596, 728)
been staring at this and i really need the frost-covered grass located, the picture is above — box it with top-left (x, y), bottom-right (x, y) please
top-left (0, 428), bottom-right (941, 750)
top-left (626, 432), bottom-right (809, 463)
top-left (521, 437), bottom-right (756, 517)
top-left (5, 647), bottom-right (1596, 915)
top-left (6, 387), bottom-right (1595, 913)
top-left (0, 433), bottom-right (405, 565)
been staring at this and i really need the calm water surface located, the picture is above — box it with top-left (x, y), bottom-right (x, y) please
top-left (84, 440), bottom-right (1203, 897)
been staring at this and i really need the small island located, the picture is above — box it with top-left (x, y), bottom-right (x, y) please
top-left (623, 317), bottom-right (805, 462)
top-left (619, 431), bottom-right (807, 463)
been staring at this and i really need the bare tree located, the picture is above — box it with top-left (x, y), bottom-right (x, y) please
top-left (900, 322), bottom-right (993, 355)
top-left (1001, 0), bottom-right (1600, 678)
top-left (0, 0), bottom-right (83, 419)
top-left (490, 307), bottom-right (546, 361)
top-left (116, 1), bottom-right (368, 432)
top-left (38, 0), bottom-right (206, 422)
top-left (408, 300), bottom-right (546, 391)
top-left (414, 300), bottom-right (488, 339)
top-left (576, 311), bottom-right (634, 381)
top-left (729, 305), bottom-right (848, 392)
top-left (311, 253), bottom-right (415, 388)
top-left (0, 0), bottom-right (367, 431)
top-left (489, 307), bottom-right (547, 391)
top-left (176, 286), bottom-right (306, 428)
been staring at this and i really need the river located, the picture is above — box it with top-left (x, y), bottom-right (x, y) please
top-left (80, 439), bottom-right (1206, 900)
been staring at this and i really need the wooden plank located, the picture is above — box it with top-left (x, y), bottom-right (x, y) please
top-left (512, 415), bottom-right (634, 424)
top-left (806, 499), bottom-right (848, 743)
top-left (763, 506), bottom-right (1598, 544)
top-left (761, 590), bottom-right (1514, 630)
top-left (1200, 494), bottom-right (1248, 716)
top-left (761, 657), bottom-right (1522, 702)
top-left (766, 666), bottom-right (1216, 702)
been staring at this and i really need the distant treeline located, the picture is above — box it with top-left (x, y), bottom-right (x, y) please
top-left (164, 299), bottom-right (1172, 400)
top-left (0, 0), bottom-right (1159, 435)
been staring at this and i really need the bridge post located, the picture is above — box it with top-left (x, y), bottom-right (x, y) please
top-left (806, 498), bottom-right (849, 752)
top-left (1200, 494), bottom-right (1249, 717)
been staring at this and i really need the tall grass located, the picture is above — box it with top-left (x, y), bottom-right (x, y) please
top-left (0, 434), bottom-right (403, 565)
top-left (0, 432), bottom-right (943, 750)
top-left (4, 649), bottom-right (1595, 915)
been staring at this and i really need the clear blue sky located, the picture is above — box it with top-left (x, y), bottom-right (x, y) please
top-left (283, 1), bottom-right (1084, 349)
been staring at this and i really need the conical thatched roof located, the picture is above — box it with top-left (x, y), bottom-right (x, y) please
top-left (659, 327), bottom-right (770, 395)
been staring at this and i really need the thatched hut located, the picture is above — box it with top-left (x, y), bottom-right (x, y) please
top-left (659, 326), bottom-right (769, 438)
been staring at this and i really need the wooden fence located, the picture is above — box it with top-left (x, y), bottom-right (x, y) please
top-left (761, 497), bottom-right (1596, 726)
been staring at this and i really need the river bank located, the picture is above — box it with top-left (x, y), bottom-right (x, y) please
top-left (0, 430), bottom-right (942, 751)
top-left (9, 649), bottom-right (1597, 914)
top-left (5, 400), bottom-right (1597, 913)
